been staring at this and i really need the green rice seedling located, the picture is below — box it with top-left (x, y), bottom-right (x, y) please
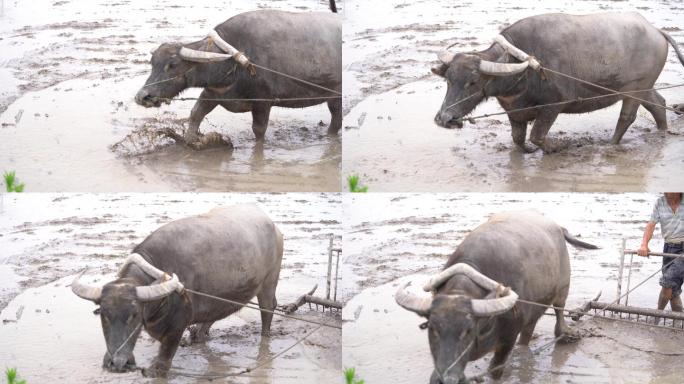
top-left (344, 367), bottom-right (365, 384)
top-left (347, 175), bottom-right (368, 193)
top-left (3, 171), bottom-right (25, 192)
top-left (6, 368), bottom-right (27, 384)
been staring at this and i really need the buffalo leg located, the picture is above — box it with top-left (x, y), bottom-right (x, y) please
top-left (641, 90), bottom-right (668, 131)
top-left (509, 119), bottom-right (530, 152)
top-left (251, 103), bottom-right (272, 141)
top-left (529, 108), bottom-right (561, 153)
top-left (327, 98), bottom-right (342, 134)
top-left (257, 233), bottom-right (282, 337)
top-left (188, 321), bottom-right (214, 344)
top-left (142, 328), bottom-right (184, 378)
top-left (553, 293), bottom-right (579, 343)
top-left (518, 320), bottom-right (537, 346)
top-left (257, 270), bottom-right (280, 336)
top-left (610, 98), bottom-right (640, 144)
top-left (488, 334), bottom-right (517, 379)
top-left (186, 91), bottom-right (219, 143)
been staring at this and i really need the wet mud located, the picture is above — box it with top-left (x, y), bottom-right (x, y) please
top-left (0, 0), bottom-right (341, 192)
top-left (0, 193), bottom-right (342, 383)
top-left (342, 0), bottom-right (684, 191)
top-left (342, 193), bottom-right (684, 383)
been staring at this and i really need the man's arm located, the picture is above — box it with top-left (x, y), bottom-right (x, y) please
top-left (638, 221), bottom-right (656, 256)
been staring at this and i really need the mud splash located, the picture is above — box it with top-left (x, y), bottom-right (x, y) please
top-left (0, 193), bottom-right (342, 382)
top-left (342, 193), bottom-right (684, 383)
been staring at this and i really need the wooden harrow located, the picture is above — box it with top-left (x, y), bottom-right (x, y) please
top-left (572, 242), bottom-right (684, 330)
top-left (281, 234), bottom-right (342, 314)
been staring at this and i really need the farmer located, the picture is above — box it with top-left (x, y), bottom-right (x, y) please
top-left (638, 193), bottom-right (684, 312)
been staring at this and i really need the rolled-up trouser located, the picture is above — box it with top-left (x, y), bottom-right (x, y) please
top-left (660, 242), bottom-right (684, 297)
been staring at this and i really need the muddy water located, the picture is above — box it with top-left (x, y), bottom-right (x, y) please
top-left (0, 193), bottom-right (342, 383)
top-left (0, 0), bottom-right (341, 192)
top-left (342, 0), bottom-right (684, 191)
top-left (342, 193), bottom-right (684, 383)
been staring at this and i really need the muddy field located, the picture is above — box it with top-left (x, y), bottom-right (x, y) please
top-left (0, 0), bottom-right (341, 192)
top-left (342, 0), bottom-right (684, 192)
top-left (342, 193), bottom-right (684, 383)
top-left (0, 193), bottom-right (342, 383)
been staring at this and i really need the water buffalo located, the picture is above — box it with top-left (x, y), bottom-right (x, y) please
top-left (395, 210), bottom-right (598, 384)
top-left (71, 204), bottom-right (283, 377)
top-left (432, 12), bottom-right (684, 153)
top-left (134, 10), bottom-right (341, 146)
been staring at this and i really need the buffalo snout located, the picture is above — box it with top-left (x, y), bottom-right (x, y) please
top-left (430, 370), bottom-right (469, 384)
top-left (135, 88), bottom-right (162, 108)
top-left (103, 352), bottom-right (136, 373)
top-left (434, 111), bottom-right (463, 129)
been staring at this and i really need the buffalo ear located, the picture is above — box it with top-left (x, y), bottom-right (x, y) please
top-left (431, 64), bottom-right (448, 77)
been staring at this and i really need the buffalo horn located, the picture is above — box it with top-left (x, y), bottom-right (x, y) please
top-left (208, 30), bottom-right (250, 67)
top-left (478, 60), bottom-right (529, 76)
top-left (423, 263), bottom-right (499, 292)
top-left (423, 263), bottom-right (519, 317)
top-left (395, 281), bottom-right (432, 316)
top-left (493, 35), bottom-right (540, 70)
top-left (437, 50), bottom-right (456, 65)
top-left (470, 287), bottom-right (519, 316)
top-left (135, 273), bottom-right (185, 302)
top-left (71, 269), bottom-right (102, 302)
top-left (179, 47), bottom-right (232, 63)
top-left (117, 253), bottom-right (165, 279)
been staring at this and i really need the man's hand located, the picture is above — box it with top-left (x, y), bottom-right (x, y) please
top-left (638, 245), bottom-right (650, 257)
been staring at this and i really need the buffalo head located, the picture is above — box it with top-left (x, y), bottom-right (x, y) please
top-left (395, 264), bottom-right (518, 384)
top-left (71, 267), bottom-right (183, 372)
top-left (134, 43), bottom-right (196, 108)
top-left (432, 49), bottom-right (531, 128)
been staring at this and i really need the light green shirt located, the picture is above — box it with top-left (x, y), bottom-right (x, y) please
top-left (650, 196), bottom-right (684, 243)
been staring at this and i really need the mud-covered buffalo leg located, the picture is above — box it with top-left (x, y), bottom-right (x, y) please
top-left (529, 108), bottom-right (561, 153)
top-left (327, 98), bottom-right (342, 134)
top-left (553, 290), bottom-right (580, 343)
top-left (186, 90), bottom-right (219, 143)
top-left (251, 103), bottom-right (272, 141)
top-left (142, 327), bottom-right (184, 378)
top-left (488, 332), bottom-right (518, 379)
top-left (610, 98), bottom-right (641, 144)
top-left (518, 305), bottom-right (546, 345)
top-left (257, 231), bottom-right (282, 337)
top-left (188, 321), bottom-right (214, 344)
top-left (641, 90), bottom-right (668, 131)
top-left (256, 278), bottom-right (278, 337)
top-left (509, 119), bottom-right (529, 151)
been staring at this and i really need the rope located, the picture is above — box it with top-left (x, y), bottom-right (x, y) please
top-left (467, 256), bottom-right (678, 381)
top-left (455, 83), bottom-right (684, 123)
top-left (169, 324), bottom-right (323, 379)
top-left (184, 288), bottom-right (342, 330)
top-left (250, 63), bottom-right (341, 95)
top-left (541, 67), bottom-right (683, 113)
top-left (159, 95), bottom-right (341, 103)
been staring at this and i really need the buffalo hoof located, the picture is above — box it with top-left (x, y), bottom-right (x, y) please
top-left (558, 329), bottom-right (581, 344)
top-left (521, 142), bottom-right (540, 153)
top-left (673, 103), bottom-right (684, 115)
top-left (141, 362), bottom-right (169, 378)
top-left (187, 132), bottom-right (233, 150)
